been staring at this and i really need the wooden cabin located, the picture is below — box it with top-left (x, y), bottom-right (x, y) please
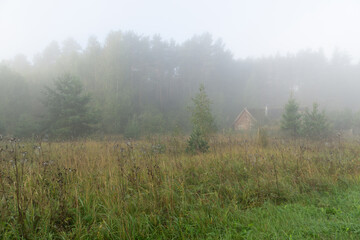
top-left (233, 107), bottom-right (283, 130)
top-left (233, 108), bottom-right (256, 130)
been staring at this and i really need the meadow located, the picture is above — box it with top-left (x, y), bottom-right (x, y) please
top-left (1, 135), bottom-right (360, 239)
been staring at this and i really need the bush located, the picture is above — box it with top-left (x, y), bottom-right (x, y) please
top-left (14, 114), bottom-right (39, 138)
top-left (301, 103), bottom-right (330, 139)
top-left (0, 118), bottom-right (5, 134)
top-left (257, 127), bottom-right (268, 148)
top-left (124, 117), bottom-right (141, 139)
top-left (139, 107), bottom-right (165, 135)
top-left (186, 127), bottom-right (209, 154)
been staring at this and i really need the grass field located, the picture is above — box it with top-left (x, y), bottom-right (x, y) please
top-left (1, 135), bottom-right (360, 239)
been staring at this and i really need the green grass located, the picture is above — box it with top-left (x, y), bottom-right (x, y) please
top-left (239, 186), bottom-right (360, 239)
top-left (1, 136), bottom-right (360, 239)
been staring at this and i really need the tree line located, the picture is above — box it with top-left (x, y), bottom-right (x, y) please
top-left (1, 31), bottom-right (360, 138)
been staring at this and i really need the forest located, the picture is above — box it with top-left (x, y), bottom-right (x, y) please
top-left (5, 0), bottom-right (360, 238)
top-left (1, 31), bottom-right (360, 138)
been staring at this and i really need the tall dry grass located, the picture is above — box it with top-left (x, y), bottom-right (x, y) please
top-left (0, 135), bottom-right (359, 238)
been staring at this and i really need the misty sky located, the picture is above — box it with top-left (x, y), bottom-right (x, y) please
top-left (1, 0), bottom-right (360, 62)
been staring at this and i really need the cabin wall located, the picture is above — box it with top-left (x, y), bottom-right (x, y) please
top-left (234, 113), bottom-right (254, 130)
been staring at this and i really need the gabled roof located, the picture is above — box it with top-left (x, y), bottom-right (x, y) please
top-left (233, 108), bottom-right (256, 125)
top-left (233, 107), bottom-right (284, 126)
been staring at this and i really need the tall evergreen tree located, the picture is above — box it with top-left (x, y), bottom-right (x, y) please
top-left (281, 94), bottom-right (301, 137)
top-left (190, 84), bottom-right (216, 136)
top-left (187, 84), bottom-right (216, 154)
top-left (43, 74), bottom-right (98, 138)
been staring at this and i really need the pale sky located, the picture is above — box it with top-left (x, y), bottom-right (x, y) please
top-left (1, 0), bottom-right (360, 62)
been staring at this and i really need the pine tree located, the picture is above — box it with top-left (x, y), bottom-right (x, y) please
top-left (281, 94), bottom-right (301, 137)
top-left (187, 84), bottom-right (216, 153)
top-left (189, 84), bottom-right (216, 136)
top-left (302, 103), bottom-right (330, 139)
top-left (43, 74), bottom-right (98, 138)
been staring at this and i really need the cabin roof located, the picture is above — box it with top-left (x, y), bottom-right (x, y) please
top-left (234, 107), bottom-right (284, 126)
top-left (233, 108), bottom-right (256, 125)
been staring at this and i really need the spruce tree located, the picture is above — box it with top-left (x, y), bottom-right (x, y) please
top-left (189, 84), bottom-right (216, 136)
top-left (187, 84), bottom-right (216, 153)
top-left (43, 74), bottom-right (98, 138)
top-left (281, 94), bottom-right (301, 137)
top-left (302, 103), bottom-right (330, 139)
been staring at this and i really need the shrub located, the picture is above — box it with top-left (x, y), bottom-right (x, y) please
top-left (124, 117), bottom-right (141, 139)
top-left (301, 103), bottom-right (330, 139)
top-left (186, 126), bottom-right (209, 154)
top-left (257, 127), bottom-right (268, 148)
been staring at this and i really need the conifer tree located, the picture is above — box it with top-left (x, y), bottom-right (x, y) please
top-left (189, 84), bottom-right (216, 136)
top-left (302, 103), bottom-right (330, 139)
top-left (187, 84), bottom-right (216, 153)
top-left (281, 94), bottom-right (301, 137)
top-left (43, 74), bottom-right (98, 138)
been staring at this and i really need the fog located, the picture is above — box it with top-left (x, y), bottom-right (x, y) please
top-left (2, 0), bottom-right (360, 61)
top-left (1, 0), bottom-right (360, 137)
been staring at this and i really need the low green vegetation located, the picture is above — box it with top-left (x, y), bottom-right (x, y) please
top-left (302, 103), bottom-right (330, 139)
top-left (281, 95), bottom-right (330, 139)
top-left (1, 136), bottom-right (360, 239)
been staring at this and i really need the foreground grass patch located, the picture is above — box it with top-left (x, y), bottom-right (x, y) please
top-left (1, 136), bottom-right (360, 239)
top-left (240, 186), bottom-right (360, 239)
